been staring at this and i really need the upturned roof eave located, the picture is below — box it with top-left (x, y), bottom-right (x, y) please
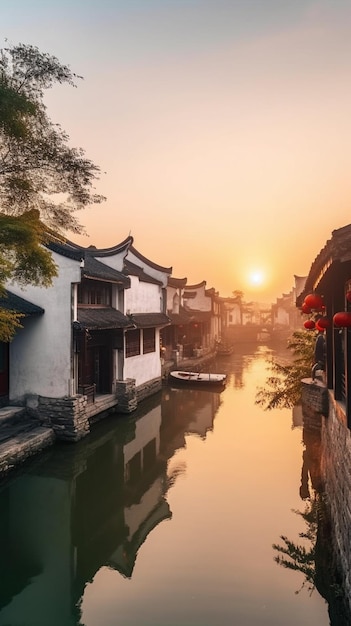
top-left (297, 224), bottom-right (351, 305)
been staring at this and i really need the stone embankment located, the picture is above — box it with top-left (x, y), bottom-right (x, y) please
top-left (0, 406), bottom-right (55, 477)
top-left (0, 350), bottom-right (218, 480)
top-left (302, 377), bottom-right (351, 621)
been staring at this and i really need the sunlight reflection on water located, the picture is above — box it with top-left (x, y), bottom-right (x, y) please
top-left (0, 344), bottom-right (331, 626)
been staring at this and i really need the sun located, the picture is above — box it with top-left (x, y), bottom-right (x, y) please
top-left (248, 269), bottom-right (265, 287)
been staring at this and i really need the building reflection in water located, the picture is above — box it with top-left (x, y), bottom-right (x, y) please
top-left (273, 404), bottom-right (351, 626)
top-left (0, 386), bottom-right (222, 626)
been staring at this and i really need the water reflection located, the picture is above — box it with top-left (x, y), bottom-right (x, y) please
top-left (273, 405), bottom-right (350, 625)
top-left (0, 344), bottom-right (341, 626)
top-left (0, 386), bottom-right (222, 626)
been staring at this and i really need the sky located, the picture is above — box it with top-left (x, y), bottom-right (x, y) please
top-left (2, 0), bottom-right (351, 302)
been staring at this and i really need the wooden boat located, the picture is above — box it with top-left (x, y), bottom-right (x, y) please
top-left (169, 370), bottom-right (227, 388)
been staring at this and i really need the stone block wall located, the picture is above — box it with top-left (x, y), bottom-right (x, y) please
top-left (115, 379), bottom-right (138, 413)
top-left (136, 377), bottom-right (162, 403)
top-left (319, 393), bottom-right (351, 612)
top-left (38, 395), bottom-right (90, 442)
top-left (301, 378), bottom-right (329, 416)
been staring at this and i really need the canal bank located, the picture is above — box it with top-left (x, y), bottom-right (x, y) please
top-left (0, 349), bottom-right (218, 479)
top-left (0, 344), bottom-right (332, 626)
top-left (301, 378), bottom-right (351, 622)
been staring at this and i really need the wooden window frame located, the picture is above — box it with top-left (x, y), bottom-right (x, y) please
top-left (143, 328), bottom-right (156, 354)
top-left (78, 280), bottom-right (112, 306)
top-left (125, 329), bottom-right (141, 357)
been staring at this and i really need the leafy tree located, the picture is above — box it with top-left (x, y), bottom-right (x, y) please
top-left (273, 500), bottom-right (318, 595)
top-left (232, 290), bottom-right (244, 300)
top-left (0, 42), bottom-right (105, 340)
top-left (255, 329), bottom-right (316, 410)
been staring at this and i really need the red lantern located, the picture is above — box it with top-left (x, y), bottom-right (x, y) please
top-left (333, 312), bottom-right (351, 328)
top-left (304, 319), bottom-right (315, 330)
top-left (316, 317), bottom-right (330, 330)
top-left (301, 303), bottom-right (311, 314)
top-left (303, 293), bottom-right (324, 311)
top-left (346, 291), bottom-right (351, 303)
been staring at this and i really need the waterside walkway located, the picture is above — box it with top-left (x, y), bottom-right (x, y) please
top-left (0, 350), bottom-right (217, 480)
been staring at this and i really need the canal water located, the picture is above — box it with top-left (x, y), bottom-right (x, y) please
top-left (0, 343), bottom-right (338, 625)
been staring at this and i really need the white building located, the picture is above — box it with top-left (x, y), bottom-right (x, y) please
top-left (2, 237), bottom-right (171, 439)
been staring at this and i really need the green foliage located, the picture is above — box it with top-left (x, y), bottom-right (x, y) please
top-left (255, 330), bottom-right (316, 410)
top-left (0, 42), bottom-right (105, 233)
top-left (272, 499), bottom-right (319, 595)
top-left (0, 306), bottom-right (23, 342)
top-left (0, 210), bottom-right (57, 287)
top-left (0, 42), bottom-right (105, 340)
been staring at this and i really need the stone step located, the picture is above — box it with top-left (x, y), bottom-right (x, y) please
top-left (0, 418), bottom-right (37, 443)
top-left (0, 425), bottom-right (55, 476)
top-left (0, 406), bottom-right (26, 426)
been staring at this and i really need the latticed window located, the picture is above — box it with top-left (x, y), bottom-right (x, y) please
top-left (78, 280), bottom-right (112, 305)
top-left (125, 329), bottom-right (141, 357)
top-left (143, 328), bottom-right (155, 354)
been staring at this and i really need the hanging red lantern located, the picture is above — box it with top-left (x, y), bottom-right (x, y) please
top-left (303, 293), bottom-right (324, 311)
top-left (316, 317), bottom-right (330, 330)
top-left (301, 303), bottom-right (311, 314)
top-left (304, 319), bottom-right (315, 330)
top-left (333, 312), bottom-right (351, 328)
top-left (346, 291), bottom-right (351, 303)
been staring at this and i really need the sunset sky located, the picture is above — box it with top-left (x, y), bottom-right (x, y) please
top-left (2, 0), bottom-right (351, 302)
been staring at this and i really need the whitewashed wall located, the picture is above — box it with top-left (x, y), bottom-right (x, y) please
top-left (226, 304), bottom-right (241, 325)
top-left (8, 252), bottom-right (81, 401)
top-left (127, 249), bottom-right (169, 287)
top-left (273, 307), bottom-right (290, 326)
top-left (166, 285), bottom-right (178, 311)
top-left (184, 285), bottom-right (211, 312)
top-left (95, 249), bottom-right (125, 272)
top-left (125, 277), bottom-right (161, 314)
top-left (123, 333), bottom-right (162, 386)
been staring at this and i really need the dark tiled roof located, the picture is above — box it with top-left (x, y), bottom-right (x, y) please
top-left (77, 307), bottom-right (134, 330)
top-left (123, 260), bottom-right (162, 285)
top-left (296, 224), bottom-right (351, 305)
top-left (83, 256), bottom-right (130, 286)
top-left (129, 245), bottom-right (172, 273)
top-left (130, 313), bottom-right (171, 328)
top-left (168, 276), bottom-right (187, 288)
top-left (184, 280), bottom-right (206, 289)
top-left (46, 240), bottom-right (84, 261)
top-left (47, 237), bottom-right (133, 262)
top-left (205, 288), bottom-right (217, 297)
top-left (0, 291), bottom-right (44, 316)
top-left (167, 306), bottom-right (193, 325)
top-left (185, 309), bottom-right (212, 322)
top-left (84, 236), bottom-right (133, 257)
top-left (183, 291), bottom-right (196, 299)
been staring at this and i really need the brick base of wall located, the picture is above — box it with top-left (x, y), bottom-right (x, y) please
top-left (115, 379), bottom-right (138, 413)
top-left (136, 377), bottom-right (162, 403)
top-left (38, 395), bottom-right (90, 442)
top-left (320, 393), bottom-right (351, 616)
top-left (301, 378), bottom-right (329, 416)
top-left (301, 386), bottom-right (351, 619)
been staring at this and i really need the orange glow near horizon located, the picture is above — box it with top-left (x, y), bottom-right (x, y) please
top-left (3, 1), bottom-right (351, 304)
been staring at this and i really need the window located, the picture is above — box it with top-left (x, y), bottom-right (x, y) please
top-left (143, 328), bottom-right (156, 354)
top-left (125, 329), bottom-right (141, 357)
top-left (78, 280), bottom-right (112, 305)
